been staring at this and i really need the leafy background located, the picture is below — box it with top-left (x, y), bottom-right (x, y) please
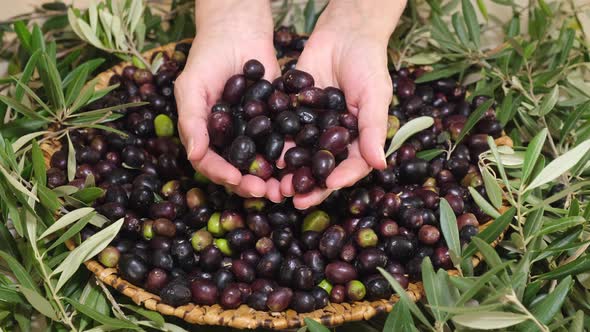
top-left (1, 0), bottom-right (590, 331)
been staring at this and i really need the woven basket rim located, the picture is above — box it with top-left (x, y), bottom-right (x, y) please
top-left (41, 40), bottom-right (513, 330)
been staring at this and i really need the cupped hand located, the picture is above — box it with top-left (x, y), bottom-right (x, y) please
top-left (175, 3), bottom-right (284, 202)
top-left (281, 2), bottom-right (405, 209)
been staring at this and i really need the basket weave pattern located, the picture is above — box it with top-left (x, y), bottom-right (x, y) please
top-left (41, 41), bottom-right (511, 330)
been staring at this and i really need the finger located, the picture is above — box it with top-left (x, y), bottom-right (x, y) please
top-left (175, 76), bottom-right (210, 162)
top-left (265, 177), bottom-right (283, 203)
top-left (280, 173), bottom-right (295, 197)
top-left (293, 188), bottom-right (334, 210)
top-left (192, 150), bottom-right (241, 186)
top-left (326, 156), bottom-right (372, 189)
top-left (235, 175), bottom-right (267, 197)
top-left (276, 140), bottom-right (296, 169)
top-left (357, 78), bottom-right (392, 170)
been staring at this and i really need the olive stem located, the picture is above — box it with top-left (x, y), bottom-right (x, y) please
top-left (95, 278), bottom-right (128, 319)
top-left (505, 292), bottom-right (549, 332)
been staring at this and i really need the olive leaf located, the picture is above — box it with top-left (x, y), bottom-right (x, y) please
top-left (39, 207), bottom-right (94, 239)
top-left (19, 286), bottom-right (58, 321)
top-left (385, 117), bottom-right (434, 157)
top-left (452, 312), bottom-right (529, 330)
top-left (439, 199), bottom-right (461, 264)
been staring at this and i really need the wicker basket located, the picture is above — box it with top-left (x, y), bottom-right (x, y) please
top-left (40, 41), bottom-right (513, 330)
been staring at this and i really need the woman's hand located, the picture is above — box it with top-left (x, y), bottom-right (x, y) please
top-left (280, 0), bottom-right (406, 209)
top-left (175, 0), bottom-right (284, 202)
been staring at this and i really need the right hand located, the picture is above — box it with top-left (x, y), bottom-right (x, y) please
top-left (175, 1), bottom-right (283, 202)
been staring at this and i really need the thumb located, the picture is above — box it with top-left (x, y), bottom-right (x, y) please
top-left (175, 73), bottom-right (210, 162)
top-left (356, 75), bottom-right (392, 170)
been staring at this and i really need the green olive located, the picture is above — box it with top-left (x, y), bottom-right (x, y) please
top-left (154, 114), bottom-right (175, 137)
top-left (98, 246), bottom-right (120, 268)
top-left (346, 280), bottom-right (366, 301)
top-left (207, 212), bottom-right (224, 236)
top-left (142, 220), bottom-right (154, 240)
top-left (387, 115), bottom-right (400, 139)
top-left (161, 180), bottom-right (181, 197)
top-left (302, 210), bottom-right (330, 233)
top-left (191, 229), bottom-right (213, 252)
top-left (193, 171), bottom-right (210, 184)
top-left (317, 279), bottom-right (333, 295)
top-left (214, 238), bottom-right (233, 256)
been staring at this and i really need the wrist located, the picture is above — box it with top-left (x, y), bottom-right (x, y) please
top-left (195, 0), bottom-right (274, 39)
top-left (314, 0), bottom-right (406, 44)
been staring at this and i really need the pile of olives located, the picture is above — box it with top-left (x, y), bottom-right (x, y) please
top-left (46, 27), bottom-right (505, 314)
top-left (207, 59), bottom-right (354, 194)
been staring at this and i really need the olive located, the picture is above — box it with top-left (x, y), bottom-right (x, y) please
top-left (418, 225), bottom-right (440, 245)
top-left (153, 114), bottom-right (174, 137)
top-left (297, 87), bottom-right (327, 108)
top-left (242, 99), bottom-right (267, 119)
top-left (47, 168), bottom-right (67, 188)
top-left (324, 86), bottom-right (346, 111)
top-left (246, 115), bottom-right (272, 138)
top-left (256, 251), bottom-right (282, 278)
top-left (256, 237), bottom-right (275, 255)
top-left (346, 280), bottom-right (366, 301)
top-left (186, 187), bottom-right (206, 209)
top-left (295, 106), bottom-right (318, 125)
top-left (292, 166), bottom-right (316, 194)
top-left (355, 228), bottom-right (378, 248)
top-left (356, 248), bottom-right (388, 274)
top-left (311, 287), bottom-right (329, 309)
top-left (399, 158), bottom-right (430, 184)
top-left (294, 266), bottom-right (314, 290)
top-left (119, 254), bottom-right (148, 284)
top-left (325, 261), bottom-right (358, 284)
top-left (271, 228), bottom-right (293, 251)
top-left (104, 185), bottom-right (128, 206)
top-left (220, 284), bottom-right (243, 309)
top-left (223, 74), bottom-right (247, 104)
top-left (290, 291), bottom-right (316, 313)
top-left (385, 235), bottom-right (415, 261)
top-left (214, 238), bottom-right (233, 256)
top-left (460, 225), bottom-right (478, 241)
top-left (276, 111), bottom-right (301, 136)
top-left (264, 132), bottom-right (285, 161)
top-left (242, 59), bottom-right (265, 80)
top-left (214, 269), bottom-right (235, 291)
top-left (365, 276), bottom-right (392, 300)
top-left (268, 90), bottom-right (290, 113)
top-left (240, 249), bottom-right (260, 267)
top-left (348, 188), bottom-right (370, 216)
top-left (251, 278), bottom-right (277, 294)
top-left (191, 279), bottom-right (218, 305)
top-left (97, 202), bottom-right (125, 221)
top-left (228, 135), bottom-right (256, 170)
top-left (218, 210), bottom-right (245, 232)
top-left (149, 201), bottom-right (177, 220)
top-left (153, 218), bottom-right (176, 238)
top-left (230, 260), bottom-right (254, 284)
top-left (433, 246), bottom-right (453, 269)
top-left (171, 241), bottom-right (195, 269)
top-left (227, 228), bottom-right (255, 251)
top-left (133, 68), bottom-right (153, 85)
top-left (302, 210), bottom-right (330, 233)
top-left (266, 287), bottom-right (293, 312)
top-left (444, 194), bottom-right (464, 215)
top-left (477, 119), bottom-right (503, 138)
top-left (50, 150), bottom-right (68, 169)
top-left (129, 187), bottom-right (153, 210)
top-left (295, 124), bottom-right (320, 147)
top-left (145, 268), bottom-right (169, 292)
top-left (247, 291), bottom-right (269, 310)
top-left (151, 250), bottom-right (174, 270)
top-left (329, 285), bottom-right (346, 303)
top-left (99, 246), bottom-right (120, 268)
top-left (379, 219), bottom-right (399, 237)
top-left (340, 243), bottom-right (357, 262)
top-left (318, 126), bottom-right (350, 155)
top-left (200, 245), bottom-right (222, 271)
top-left (208, 111), bottom-right (234, 148)
top-left (301, 231), bottom-right (321, 251)
top-left (246, 213), bottom-right (272, 238)
top-left (319, 225), bottom-right (347, 259)
top-left (397, 145), bottom-right (416, 163)
top-left (318, 110), bottom-right (341, 130)
top-left (279, 257), bottom-right (303, 286)
top-left (141, 220), bottom-right (154, 240)
top-left (396, 77), bottom-right (415, 99)
top-left (283, 69), bottom-right (314, 93)
top-left (133, 174), bottom-right (161, 191)
top-left (243, 79), bottom-right (273, 102)
top-left (447, 157), bottom-right (470, 178)
top-left (160, 281), bottom-right (191, 306)
top-left (284, 146), bottom-right (311, 170)
top-left (248, 154), bottom-right (273, 180)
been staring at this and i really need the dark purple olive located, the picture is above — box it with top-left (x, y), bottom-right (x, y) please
top-left (47, 168), bottom-right (66, 188)
top-left (171, 241), bottom-right (195, 269)
top-left (133, 68), bottom-right (153, 85)
top-left (246, 115), bottom-right (272, 138)
top-left (251, 279), bottom-right (277, 294)
top-left (223, 74), bottom-right (247, 104)
top-left (256, 237), bottom-right (275, 255)
top-left (294, 266), bottom-right (314, 290)
top-left (264, 132), bottom-right (285, 161)
top-left (145, 268), bottom-right (169, 292)
top-left (243, 59), bottom-right (265, 80)
top-left (271, 228), bottom-right (293, 251)
top-left (385, 235), bottom-right (416, 261)
top-left (149, 201), bottom-right (176, 220)
top-left (348, 188), bottom-right (370, 217)
top-left (311, 287), bottom-right (329, 308)
top-left (214, 269), bottom-right (235, 291)
top-left (330, 285), bottom-right (346, 303)
top-left (433, 246), bottom-right (453, 269)
top-left (227, 228), bottom-right (255, 251)
top-left (325, 86), bottom-right (346, 110)
top-left (295, 124), bottom-right (320, 147)
top-left (247, 291), bottom-right (268, 310)
top-left (290, 291), bottom-right (316, 313)
top-left (460, 225), bottom-right (478, 241)
top-left (97, 202), bottom-right (125, 221)
top-left (325, 261), bottom-right (357, 284)
top-left (153, 218), bottom-right (176, 238)
top-left (279, 257), bottom-right (302, 286)
top-left (129, 187), bottom-right (153, 210)
top-left (276, 111), bottom-right (301, 136)
top-left (444, 194), bottom-right (464, 215)
top-left (318, 110), bottom-right (340, 130)
top-left (268, 90), bottom-right (290, 113)
top-left (301, 231), bottom-right (321, 251)
top-left (292, 167), bottom-right (316, 194)
top-left (319, 225), bottom-right (347, 259)
top-left (50, 150), bottom-right (68, 169)
top-left (319, 126), bottom-right (350, 155)
top-left (191, 279), bottom-right (218, 305)
top-left (243, 79), bottom-right (273, 102)
top-left (266, 287), bottom-right (293, 312)
top-left (243, 99), bottom-right (267, 119)
top-left (249, 154), bottom-right (273, 180)
top-left (228, 135), bottom-right (256, 170)
top-left (119, 255), bottom-right (148, 284)
top-left (418, 225), bottom-right (440, 245)
top-left (447, 157), bottom-right (470, 178)
top-left (283, 69), bottom-right (314, 93)
top-left (151, 250), bottom-right (174, 270)
top-left (365, 276), bottom-right (392, 300)
top-left (477, 119), bottom-right (503, 138)
top-left (219, 284), bottom-right (242, 309)
top-left (200, 245), bottom-right (222, 272)
top-left (310, 150), bottom-right (336, 180)
top-left (379, 219), bottom-right (399, 238)
top-left (396, 77), bottom-right (415, 99)
top-left (400, 158), bottom-right (429, 184)
top-left (240, 249), bottom-right (260, 267)
top-left (295, 107), bottom-right (318, 125)
top-left (356, 248), bottom-right (388, 274)
top-left (284, 147), bottom-right (311, 170)
top-left (208, 111), bottom-right (234, 148)
top-left (297, 87), bottom-right (327, 108)
top-left (256, 251), bottom-right (282, 278)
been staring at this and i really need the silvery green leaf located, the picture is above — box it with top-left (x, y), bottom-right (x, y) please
top-left (89, 2), bottom-right (98, 34)
top-left (452, 312), bottom-right (529, 329)
top-left (39, 207), bottom-right (94, 239)
top-left (19, 287), bottom-right (58, 320)
top-left (127, 0), bottom-right (144, 34)
top-left (0, 164), bottom-right (38, 202)
top-left (386, 117), bottom-right (434, 157)
top-left (77, 18), bottom-right (105, 49)
top-left (150, 53), bottom-right (164, 74)
top-left (66, 132), bottom-right (76, 182)
top-left (521, 128), bottom-right (547, 186)
top-left (519, 276), bottom-right (572, 330)
top-left (405, 53), bottom-right (442, 65)
top-left (135, 21), bottom-right (146, 51)
top-left (53, 185), bottom-right (79, 197)
top-left (439, 199), bottom-right (461, 263)
top-left (526, 138), bottom-right (590, 191)
top-left (480, 166), bottom-right (502, 209)
top-left (67, 8), bottom-right (84, 39)
top-left (111, 16), bottom-right (127, 51)
top-left (53, 218), bottom-right (123, 292)
top-left (420, 257), bottom-right (443, 322)
top-left (455, 99), bottom-right (494, 145)
top-left (539, 85), bottom-right (559, 116)
top-left (11, 131), bottom-right (49, 152)
top-left (468, 187), bottom-right (501, 218)
top-left (99, 10), bottom-right (114, 47)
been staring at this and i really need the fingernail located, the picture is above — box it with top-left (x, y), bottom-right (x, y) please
top-left (187, 139), bottom-right (194, 159)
